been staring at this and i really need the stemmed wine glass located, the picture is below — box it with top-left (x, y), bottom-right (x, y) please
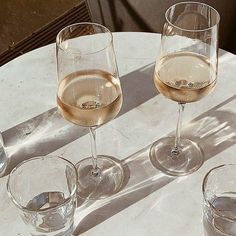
top-left (150, 2), bottom-right (220, 176)
top-left (56, 23), bottom-right (124, 199)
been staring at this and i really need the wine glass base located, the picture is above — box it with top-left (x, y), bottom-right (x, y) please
top-left (76, 155), bottom-right (125, 200)
top-left (149, 137), bottom-right (203, 176)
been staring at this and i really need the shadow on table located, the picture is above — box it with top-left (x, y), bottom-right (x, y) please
top-left (73, 145), bottom-right (174, 235)
top-left (3, 108), bottom-right (87, 175)
top-left (183, 95), bottom-right (236, 162)
top-left (3, 54), bottom-right (236, 234)
top-left (2, 50), bottom-right (232, 176)
top-left (2, 63), bottom-right (156, 176)
top-left (73, 94), bottom-right (236, 235)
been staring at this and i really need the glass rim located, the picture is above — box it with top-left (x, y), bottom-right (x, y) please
top-left (202, 164), bottom-right (236, 220)
top-left (165, 1), bottom-right (220, 32)
top-left (56, 22), bottom-right (113, 55)
top-left (7, 155), bottom-right (78, 213)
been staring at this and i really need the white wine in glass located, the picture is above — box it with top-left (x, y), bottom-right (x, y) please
top-left (154, 52), bottom-right (217, 103)
top-left (57, 70), bottom-right (122, 127)
top-left (56, 23), bottom-right (124, 199)
top-left (150, 2), bottom-right (220, 176)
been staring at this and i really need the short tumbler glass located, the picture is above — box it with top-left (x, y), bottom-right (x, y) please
top-left (203, 164), bottom-right (236, 236)
top-left (7, 156), bottom-right (78, 236)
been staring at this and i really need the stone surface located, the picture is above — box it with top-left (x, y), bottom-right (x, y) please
top-left (0, 32), bottom-right (236, 235)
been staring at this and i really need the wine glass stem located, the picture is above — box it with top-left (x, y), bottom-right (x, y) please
top-left (89, 127), bottom-right (100, 177)
top-left (172, 103), bottom-right (185, 156)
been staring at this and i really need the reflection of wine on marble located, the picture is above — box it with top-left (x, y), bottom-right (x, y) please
top-left (154, 52), bottom-right (217, 103)
top-left (204, 196), bottom-right (236, 235)
top-left (57, 70), bottom-right (122, 127)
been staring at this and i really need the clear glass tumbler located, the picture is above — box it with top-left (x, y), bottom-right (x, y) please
top-left (7, 156), bottom-right (78, 236)
top-left (203, 164), bottom-right (236, 236)
top-left (0, 131), bottom-right (7, 176)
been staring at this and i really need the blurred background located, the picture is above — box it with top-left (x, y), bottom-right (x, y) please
top-left (0, 0), bottom-right (235, 65)
top-left (0, 0), bottom-right (81, 55)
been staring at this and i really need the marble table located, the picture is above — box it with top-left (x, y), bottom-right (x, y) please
top-left (1, 32), bottom-right (236, 235)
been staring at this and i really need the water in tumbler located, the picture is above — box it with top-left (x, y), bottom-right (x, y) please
top-left (21, 191), bottom-right (76, 236)
top-left (203, 195), bottom-right (236, 235)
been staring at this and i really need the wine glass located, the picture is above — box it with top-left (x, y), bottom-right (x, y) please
top-left (150, 2), bottom-right (220, 176)
top-left (56, 22), bottom-right (124, 199)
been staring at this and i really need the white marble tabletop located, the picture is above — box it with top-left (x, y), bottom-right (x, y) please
top-left (0, 32), bottom-right (236, 235)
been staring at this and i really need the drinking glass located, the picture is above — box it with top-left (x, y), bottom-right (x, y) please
top-left (56, 22), bottom-right (124, 199)
top-left (7, 156), bottom-right (78, 236)
top-left (150, 2), bottom-right (220, 176)
top-left (0, 131), bottom-right (7, 176)
top-left (203, 164), bottom-right (236, 235)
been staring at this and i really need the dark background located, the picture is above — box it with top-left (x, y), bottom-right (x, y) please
top-left (0, 0), bottom-right (235, 65)
top-left (87, 0), bottom-right (236, 54)
top-left (0, 0), bottom-right (81, 54)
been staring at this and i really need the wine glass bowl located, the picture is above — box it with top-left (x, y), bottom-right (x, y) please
top-left (154, 52), bottom-right (217, 104)
top-left (56, 23), bottom-right (122, 128)
top-left (56, 23), bottom-right (124, 199)
top-left (150, 2), bottom-right (220, 176)
top-left (57, 69), bottom-right (122, 127)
